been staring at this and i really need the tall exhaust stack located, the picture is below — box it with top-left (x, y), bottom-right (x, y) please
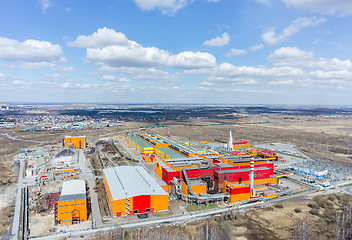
top-left (250, 155), bottom-right (254, 193)
top-left (228, 131), bottom-right (233, 151)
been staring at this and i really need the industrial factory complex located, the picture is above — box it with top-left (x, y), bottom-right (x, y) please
top-left (11, 130), bottom-right (352, 239)
top-left (126, 132), bottom-right (280, 205)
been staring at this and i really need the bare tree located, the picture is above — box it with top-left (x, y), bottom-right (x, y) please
top-left (292, 220), bottom-right (315, 240)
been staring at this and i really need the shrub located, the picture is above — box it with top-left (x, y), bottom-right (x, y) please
top-left (274, 203), bottom-right (284, 208)
top-left (309, 209), bottom-right (320, 216)
top-left (308, 202), bottom-right (320, 209)
top-left (294, 208), bottom-right (302, 213)
top-left (327, 195), bottom-right (335, 201)
top-left (314, 196), bottom-right (332, 209)
top-left (263, 206), bottom-right (274, 211)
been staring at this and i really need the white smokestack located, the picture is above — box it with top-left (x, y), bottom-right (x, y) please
top-left (228, 131), bottom-right (233, 150)
top-left (250, 155), bottom-right (254, 193)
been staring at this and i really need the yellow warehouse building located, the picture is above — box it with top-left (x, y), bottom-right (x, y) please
top-left (57, 180), bottom-right (87, 226)
top-left (63, 136), bottom-right (86, 150)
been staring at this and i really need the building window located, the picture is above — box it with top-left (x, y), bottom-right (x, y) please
top-left (65, 212), bottom-right (69, 214)
top-left (59, 205), bottom-right (63, 207)
top-left (65, 205), bottom-right (68, 207)
top-left (71, 204), bottom-right (74, 206)
top-left (59, 213), bottom-right (63, 214)
top-left (81, 203), bottom-right (85, 205)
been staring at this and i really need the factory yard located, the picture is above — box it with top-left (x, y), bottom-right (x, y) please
top-left (0, 110), bottom-right (351, 239)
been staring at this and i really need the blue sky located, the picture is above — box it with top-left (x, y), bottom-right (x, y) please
top-left (1, 0), bottom-right (352, 105)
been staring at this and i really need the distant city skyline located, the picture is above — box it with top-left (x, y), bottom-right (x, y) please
top-left (1, 0), bottom-right (352, 105)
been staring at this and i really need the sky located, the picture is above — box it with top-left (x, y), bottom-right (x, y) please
top-left (1, 0), bottom-right (352, 105)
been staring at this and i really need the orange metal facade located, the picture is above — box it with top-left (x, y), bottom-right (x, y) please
top-left (63, 136), bottom-right (86, 150)
top-left (103, 170), bottom-right (168, 217)
top-left (57, 198), bottom-right (87, 226)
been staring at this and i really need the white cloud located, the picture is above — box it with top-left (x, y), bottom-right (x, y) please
top-left (224, 48), bottom-right (248, 57)
top-left (65, 7), bottom-right (72, 12)
top-left (72, 28), bottom-right (216, 69)
top-left (60, 82), bottom-right (94, 89)
top-left (0, 73), bottom-right (4, 78)
top-left (0, 36), bottom-right (63, 63)
top-left (98, 66), bottom-right (179, 81)
top-left (44, 73), bottom-right (64, 80)
top-left (268, 46), bottom-right (313, 63)
top-left (68, 27), bottom-right (129, 48)
top-left (268, 80), bottom-right (294, 85)
top-left (268, 46), bottom-right (352, 71)
top-left (132, 0), bottom-right (189, 15)
top-left (261, 16), bottom-right (326, 45)
top-left (40, 0), bottom-right (51, 13)
top-left (250, 44), bottom-right (263, 51)
top-left (186, 52), bottom-right (352, 90)
top-left (13, 80), bottom-right (24, 85)
top-left (101, 75), bottom-right (131, 82)
top-left (208, 75), bottom-right (258, 85)
top-left (200, 81), bottom-right (214, 86)
top-left (52, 66), bottom-right (75, 72)
top-left (281, 0), bottom-right (352, 16)
top-left (203, 32), bottom-right (230, 47)
top-left (17, 62), bottom-right (56, 69)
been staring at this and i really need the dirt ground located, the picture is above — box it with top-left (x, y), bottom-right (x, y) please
top-left (28, 214), bottom-right (54, 236)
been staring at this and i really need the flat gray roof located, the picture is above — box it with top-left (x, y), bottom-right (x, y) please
top-left (157, 147), bottom-right (186, 159)
top-left (59, 180), bottom-right (86, 202)
top-left (59, 193), bottom-right (86, 202)
top-left (128, 136), bottom-right (153, 148)
top-left (104, 166), bottom-right (167, 200)
top-left (61, 180), bottom-right (86, 196)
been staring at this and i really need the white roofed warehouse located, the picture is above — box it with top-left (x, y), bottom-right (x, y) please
top-left (103, 166), bottom-right (168, 217)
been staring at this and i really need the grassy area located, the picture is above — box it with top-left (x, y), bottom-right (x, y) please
top-left (152, 210), bottom-right (173, 217)
top-left (185, 203), bottom-right (218, 212)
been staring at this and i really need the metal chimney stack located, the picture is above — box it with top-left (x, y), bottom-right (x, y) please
top-left (250, 155), bottom-right (254, 193)
top-left (228, 131), bottom-right (233, 151)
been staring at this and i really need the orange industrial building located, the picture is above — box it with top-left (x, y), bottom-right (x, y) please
top-left (103, 166), bottom-right (168, 217)
top-left (57, 180), bottom-right (87, 226)
top-left (63, 136), bottom-right (86, 150)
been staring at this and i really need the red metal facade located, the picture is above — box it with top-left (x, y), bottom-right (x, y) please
top-left (227, 186), bottom-right (251, 195)
top-left (161, 162), bottom-right (274, 186)
top-left (133, 195), bottom-right (151, 213)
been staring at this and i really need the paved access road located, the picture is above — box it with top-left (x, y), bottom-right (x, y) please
top-left (11, 155), bottom-right (24, 239)
top-left (77, 149), bottom-right (103, 227)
